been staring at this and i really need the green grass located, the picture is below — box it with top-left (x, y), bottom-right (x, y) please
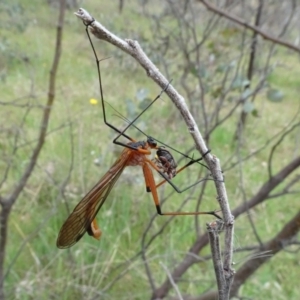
top-left (1, 0), bottom-right (300, 299)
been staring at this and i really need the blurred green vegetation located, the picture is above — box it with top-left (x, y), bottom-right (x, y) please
top-left (0, 0), bottom-right (299, 299)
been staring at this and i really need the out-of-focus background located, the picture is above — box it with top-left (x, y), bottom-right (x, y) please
top-left (1, 0), bottom-right (300, 299)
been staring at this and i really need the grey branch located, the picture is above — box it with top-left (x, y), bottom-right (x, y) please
top-left (74, 8), bottom-right (235, 298)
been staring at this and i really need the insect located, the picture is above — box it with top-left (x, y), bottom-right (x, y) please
top-left (56, 18), bottom-right (220, 249)
top-left (154, 147), bottom-right (177, 179)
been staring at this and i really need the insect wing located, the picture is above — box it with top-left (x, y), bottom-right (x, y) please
top-left (56, 150), bottom-right (130, 249)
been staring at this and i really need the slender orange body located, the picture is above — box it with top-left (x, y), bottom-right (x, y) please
top-left (57, 140), bottom-right (159, 249)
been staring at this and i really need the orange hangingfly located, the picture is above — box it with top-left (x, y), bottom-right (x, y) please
top-left (56, 18), bottom-right (221, 249)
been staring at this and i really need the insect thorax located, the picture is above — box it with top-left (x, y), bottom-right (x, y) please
top-left (126, 140), bottom-right (149, 166)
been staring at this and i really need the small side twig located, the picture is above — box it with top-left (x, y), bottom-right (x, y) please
top-left (160, 262), bottom-right (184, 300)
top-left (207, 220), bottom-right (226, 299)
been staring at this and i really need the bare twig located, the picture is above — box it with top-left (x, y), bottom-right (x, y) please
top-left (268, 122), bottom-right (300, 178)
top-left (160, 262), bottom-right (184, 300)
top-left (230, 209), bottom-right (300, 296)
top-left (236, 0), bottom-right (264, 134)
top-left (75, 9), bottom-right (210, 157)
top-left (74, 8), bottom-right (234, 299)
top-left (152, 154), bottom-right (300, 298)
top-left (207, 220), bottom-right (228, 300)
top-left (0, 0), bottom-right (66, 298)
top-left (175, 210), bottom-right (300, 300)
top-left (235, 0), bottom-right (296, 135)
top-left (236, 127), bottom-right (263, 247)
top-left (198, 0), bottom-right (300, 53)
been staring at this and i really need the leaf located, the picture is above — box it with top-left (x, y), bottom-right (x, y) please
top-left (138, 97), bottom-right (152, 111)
top-left (190, 65), bottom-right (208, 78)
top-left (242, 88), bottom-right (252, 100)
top-left (136, 88), bottom-right (149, 101)
top-left (211, 86), bottom-right (223, 98)
top-left (243, 100), bottom-right (254, 113)
top-left (267, 88), bottom-right (284, 102)
top-left (220, 28), bottom-right (240, 39)
top-left (125, 98), bottom-right (136, 119)
top-left (190, 66), bottom-right (198, 77)
top-left (251, 108), bottom-right (259, 117)
top-left (227, 96), bottom-right (235, 102)
top-left (216, 64), bottom-right (228, 73)
top-left (232, 77), bottom-right (249, 90)
top-left (198, 65), bottom-right (207, 78)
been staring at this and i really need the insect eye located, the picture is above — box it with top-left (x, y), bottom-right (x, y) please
top-left (147, 136), bottom-right (157, 148)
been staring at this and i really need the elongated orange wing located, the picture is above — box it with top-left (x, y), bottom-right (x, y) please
top-left (56, 149), bottom-right (131, 249)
